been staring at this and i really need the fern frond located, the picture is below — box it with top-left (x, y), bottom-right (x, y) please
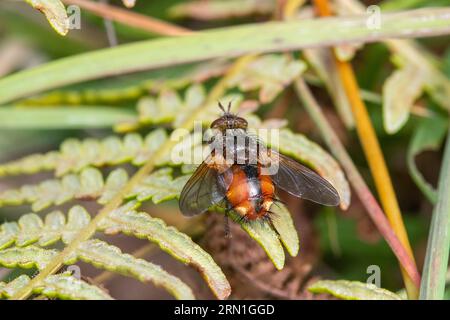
top-left (308, 280), bottom-right (403, 300)
top-left (1, 274), bottom-right (113, 300)
top-left (269, 202), bottom-right (300, 257)
top-left (0, 246), bottom-right (58, 270)
top-left (0, 167), bottom-right (190, 211)
top-left (227, 209), bottom-right (286, 270)
top-left (18, 60), bottom-right (229, 106)
top-left (127, 168), bottom-right (189, 203)
top-left (226, 55), bottom-right (306, 103)
top-left (0, 112), bottom-right (349, 288)
top-left (121, 88), bottom-right (244, 132)
top-left (0, 129), bottom-right (168, 177)
top-left (0, 204), bottom-right (225, 299)
top-left (0, 206), bottom-right (90, 249)
top-left (135, 84), bottom-right (205, 126)
top-left (0, 68), bottom-right (350, 299)
top-left (34, 273), bottom-right (113, 300)
top-left (0, 275), bottom-right (30, 298)
top-left (0, 167), bottom-right (118, 210)
top-left (0, 241), bottom-right (194, 299)
top-left (98, 203), bottom-right (230, 300)
top-left (74, 240), bottom-right (195, 300)
top-left (0, 168), bottom-right (123, 211)
top-left (0, 151), bottom-right (59, 177)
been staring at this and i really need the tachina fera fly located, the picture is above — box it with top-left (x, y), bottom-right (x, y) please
top-left (179, 102), bottom-right (340, 222)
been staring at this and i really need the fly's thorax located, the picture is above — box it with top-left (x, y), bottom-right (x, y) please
top-left (208, 129), bottom-right (271, 167)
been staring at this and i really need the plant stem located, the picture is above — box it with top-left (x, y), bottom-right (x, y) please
top-left (313, 0), bottom-right (419, 299)
top-left (63, 0), bottom-right (193, 36)
top-left (420, 128), bottom-right (450, 299)
top-left (11, 54), bottom-right (255, 300)
top-left (294, 78), bottom-right (420, 287)
top-left (99, 0), bottom-right (119, 47)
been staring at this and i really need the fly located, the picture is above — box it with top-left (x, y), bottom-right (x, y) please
top-left (179, 102), bottom-right (340, 222)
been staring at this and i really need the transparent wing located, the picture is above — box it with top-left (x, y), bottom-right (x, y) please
top-left (179, 157), bottom-right (230, 217)
top-left (218, 131), bottom-right (339, 205)
top-left (270, 151), bottom-right (340, 206)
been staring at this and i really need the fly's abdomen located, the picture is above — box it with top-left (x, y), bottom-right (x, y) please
top-left (225, 165), bottom-right (275, 221)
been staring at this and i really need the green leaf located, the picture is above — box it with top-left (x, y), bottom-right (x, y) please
top-left (0, 151), bottom-right (59, 177)
top-left (0, 246), bottom-right (58, 270)
top-left (0, 206), bottom-right (91, 249)
top-left (24, 0), bottom-right (69, 36)
top-left (382, 63), bottom-right (425, 134)
top-left (0, 222), bottom-right (19, 250)
top-left (0, 275), bottom-right (31, 298)
top-left (121, 84), bottom-right (239, 131)
top-left (0, 207), bottom-right (195, 300)
top-left (308, 280), bottom-right (403, 300)
top-left (98, 169), bottom-right (130, 204)
top-left (34, 274), bottom-right (113, 300)
top-left (407, 116), bottom-right (448, 203)
top-left (0, 8), bottom-right (449, 104)
top-left (270, 203), bottom-right (299, 257)
top-left (1, 274), bottom-right (112, 300)
top-left (75, 240), bottom-right (194, 300)
top-left (0, 168), bottom-right (116, 211)
top-left (124, 88), bottom-right (246, 135)
top-left (226, 55), bottom-right (306, 103)
top-left (128, 168), bottom-right (189, 203)
top-left (17, 61), bottom-right (228, 106)
top-left (0, 165), bottom-right (193, 212)
top-left (215, 200), bottom-right (300, 270)
top-left (0, 107), bottom-right (136, 129)
top-left (99, 205), bottom-right (231, 300)
top-left (228, 209), bottom-right (285, 270)
top-left (137, 91), bottom-right (182, 125)
top-left (0, 129), bottom-right (168, 177)
top-left (420, 129), bottom-right (450, 299)
top-left (338, 0), bottom-right (450, 114)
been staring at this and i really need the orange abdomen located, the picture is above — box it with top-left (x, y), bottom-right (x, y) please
top-left (225, 165), bottom-right (275, 220)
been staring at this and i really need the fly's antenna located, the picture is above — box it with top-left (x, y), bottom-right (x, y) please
top-left (218, 101), bottom-right (233, 114)
top-left (218, 101), bottom-right (226, 113)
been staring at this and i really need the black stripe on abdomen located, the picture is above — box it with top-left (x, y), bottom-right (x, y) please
top-left (242, 165), bottom-right (263, 212)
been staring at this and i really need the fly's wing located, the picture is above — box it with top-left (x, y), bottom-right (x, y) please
top-left (268, 150), bottom-right (340, 206)
top-left (218, 130), bottom-right (340, 205)
top-left (179, 157), bottom-right (230, 216)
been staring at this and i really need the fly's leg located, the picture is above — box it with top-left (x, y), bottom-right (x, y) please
top-left (224, 209), bottom-right (232, 239)
top-left (223, 206), bottom-right (234, 265)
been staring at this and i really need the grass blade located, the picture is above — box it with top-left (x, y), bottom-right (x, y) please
top-left (420, 128), bottom-right (450, 299)
top-left (0, 107), bottom-right (136, 129)
top-left (0, 8), bottom-right (449, 104)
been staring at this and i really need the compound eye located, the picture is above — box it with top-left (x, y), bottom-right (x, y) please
top-left (210, 119), bottom-right (219, 128)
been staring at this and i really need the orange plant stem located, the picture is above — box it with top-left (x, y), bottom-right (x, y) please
top-left (313, 0), bottom-right (419, 299)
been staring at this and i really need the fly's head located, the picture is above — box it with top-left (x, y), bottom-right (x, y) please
top-left (210, 102), bottom-right (248, 132)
